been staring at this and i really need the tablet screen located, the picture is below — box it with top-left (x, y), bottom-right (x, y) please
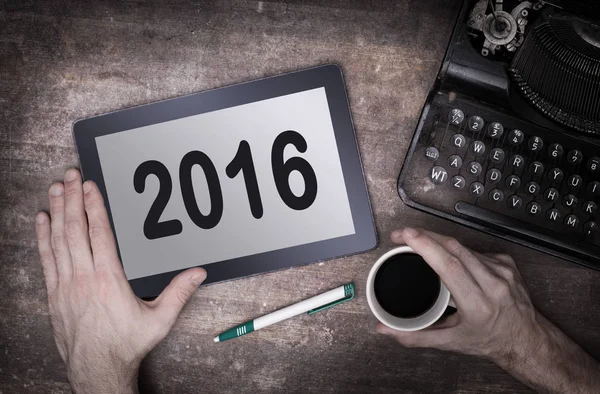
top-left (96, 87), bottom-right (356, 280)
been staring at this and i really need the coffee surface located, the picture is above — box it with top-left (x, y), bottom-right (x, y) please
top-left (374, 253), bottom-right (440, 318)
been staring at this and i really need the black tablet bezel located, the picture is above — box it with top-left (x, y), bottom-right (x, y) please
top-left (73, 64), bottom-right (377, 298)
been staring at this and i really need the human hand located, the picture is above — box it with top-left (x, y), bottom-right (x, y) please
top-left (376, 227), bottom-right (540, 365)
top-left (377, 228), bottom-right (600, 393)
top-left (35, 169), bottom-right (207, 394)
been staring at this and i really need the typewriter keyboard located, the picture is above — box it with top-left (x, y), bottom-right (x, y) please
top-left (398, 92), bottom-right (600, 268)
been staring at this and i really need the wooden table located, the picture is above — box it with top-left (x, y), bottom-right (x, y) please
top-left (1, 1), bottom-right (599, 392)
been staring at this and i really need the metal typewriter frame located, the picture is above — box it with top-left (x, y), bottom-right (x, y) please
top-left (397, 0), bottom-right (600, 270)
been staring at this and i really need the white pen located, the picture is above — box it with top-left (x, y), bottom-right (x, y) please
top-left (214, 283), bottom-right (355, 343)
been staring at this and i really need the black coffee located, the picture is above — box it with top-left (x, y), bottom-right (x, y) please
top-left (374, 253), bottom-right (440, 318)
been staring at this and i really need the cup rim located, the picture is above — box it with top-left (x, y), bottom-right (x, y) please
top-left (366, 246), bottom-right (451, 331)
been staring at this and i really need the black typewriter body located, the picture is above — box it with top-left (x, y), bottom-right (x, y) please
top-left (398, 0), bottom-right (600, 269)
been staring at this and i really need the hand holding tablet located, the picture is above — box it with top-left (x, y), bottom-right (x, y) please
top-left (34, 170), bottom-right (208, 393)
top-left (74, 65), bottom-right (376, 297)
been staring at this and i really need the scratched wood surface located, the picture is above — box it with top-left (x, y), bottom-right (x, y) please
top-left (1, 0), bottom-right (599, 393)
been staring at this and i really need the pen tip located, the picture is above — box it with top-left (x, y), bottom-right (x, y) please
top-left (213, 336), bottom-right (219, 343)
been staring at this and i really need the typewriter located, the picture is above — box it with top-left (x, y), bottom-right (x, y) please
top-left (398, 0), bottom-right (600, 269)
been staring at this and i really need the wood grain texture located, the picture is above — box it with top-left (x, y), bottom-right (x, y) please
top-left (1, 0), bottom-right (599, 393)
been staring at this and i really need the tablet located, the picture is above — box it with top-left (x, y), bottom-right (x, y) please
top-left (74, 64), bottom-right (376, 298)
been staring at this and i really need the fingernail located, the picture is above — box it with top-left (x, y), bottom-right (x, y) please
top-left (83, 181), bottom-right (92, 194)
top-left (391, 230), bottom-right (403, 240)
top-left (65, 169), bottom-right (78, 182)
top-left (50, 184), bottom-right (64, 196)
top-left (191, 272), bottom-right (206, 286)
top-left (403, 227), bottom-right (419, 238)
top-left (35, 213), bottom-right (46, 224)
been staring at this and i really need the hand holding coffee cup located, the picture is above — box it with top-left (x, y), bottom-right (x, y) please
top-left (370, 228), bottom-right (542, 366)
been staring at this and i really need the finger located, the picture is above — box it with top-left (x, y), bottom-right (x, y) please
top-left (48, 183), bottom-right (73, 281)
top-left (400, 228), bottom-right (480, 304)
top-left (63, 169), bottom-right (94, 275)
top-left (480, 253), bottom-right (524, 282)
top-left (489, 253), bottom-right (517, 269)
top-left (426, 232), bottom-right (497, 285)
top-left (35, 212), bottom-right (58, 294)
top-left (392, 228), bottom-right (495, 287)
top-left (153, 268), bottom-right (207, 327)
top-left (376, 322), bottom-right (456, 350)
top-left (486, 253), bottom-right (529, 290)
top-left (393, 228), bottom-right (471, 248)
top-left (83, 181), bottom-right (122, 274)
top-left (390, 229), bottom-right (406, 244)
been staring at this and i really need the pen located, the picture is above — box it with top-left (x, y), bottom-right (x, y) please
top-left (214, 283), bottom-right (355, 342)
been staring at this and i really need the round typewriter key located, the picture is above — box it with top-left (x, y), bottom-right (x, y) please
top-left (448, 154), bottom-right (463, 169)
top-left (588, 181), bottom-right (600, 196)
top-left (528, 136), bottom-right (543, 152)
top-left (469, 182), bottom-right (484, 197)
top-left (468, 116), bottom-right (484, 132)
top-left (509, 154), bottom-right (525, 170)
top-left (583, 201), bottom-right (598, 215)
top-left (429, 166), bottom-right (448, 184)
top-left (529, 161), bottom-right (544, 176)
top-left (548, 168), bottom-right (563, 183)
top-left (543, 188), bottom-right (559, 202)
top-left (564, 214), bottom-right (579, 228)
top-left (467, 161), bottom-right (483, 176)
top-left (567, 150), bottom-right (583, 165)
top-left (546, 208), bottom-right (561, 222)
top-left (548, 143), bottom-right (563, 159)
top-left (470, 141), bottom-right (486, 156)
top-left (584, 221), bottom-right (598, 237)
top-left (489, 189), bottom-right (504, 202)
top-left (526, 181), bottom-right (540, 195)
top-left (486, 168), bottom-right (502, 184)
top-left (587, 157), bottom-right (600, 173)
top-left (451, 134), bottom-right (466, 149)
top-left (568, 175), bottom-right (583, 189)
top-left (563, 194), bottom-right (578, 208)
top-left (508, 129), bottom-right (524, 145)
top-left (487, 122), bottom-right (504, 138)
top-left (506, 175), bottom-right (521, 190)
top-left (449, 109), bottom-right (465, 125)
top-left (451, 175), bottom-right (466, 190)
top-left (507, 195), bottom-right (522, 210)
top-left (489, 148), bottom-right (505, 163)
top-left (425, 146), bottom-right (439, 162)
top-left (527, 202), bottom-right (541, 216)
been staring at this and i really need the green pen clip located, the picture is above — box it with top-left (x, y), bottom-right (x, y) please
top-left (307, 283), bottom-right (355, 315)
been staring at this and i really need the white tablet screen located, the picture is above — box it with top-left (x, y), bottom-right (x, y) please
top-left (96, 87), bottom-right (356, 280)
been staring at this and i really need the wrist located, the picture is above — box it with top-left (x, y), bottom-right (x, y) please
top-left (490, 311), bottom-right (550, 370)
top-left (490, 312), bottom-right (600, 393)
top-left (67, 356), bottom-right (141, 394)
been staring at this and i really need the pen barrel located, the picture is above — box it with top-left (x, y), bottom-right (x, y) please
top-left (218, 321), bottom-right (255, 342)
top-left (254, 285), bottom-right (347, 330)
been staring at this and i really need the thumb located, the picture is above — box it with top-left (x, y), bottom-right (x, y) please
top-left (376, 321), bottom-right (456, 350)
top-left (154, 268), bottom-right (207, 324)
